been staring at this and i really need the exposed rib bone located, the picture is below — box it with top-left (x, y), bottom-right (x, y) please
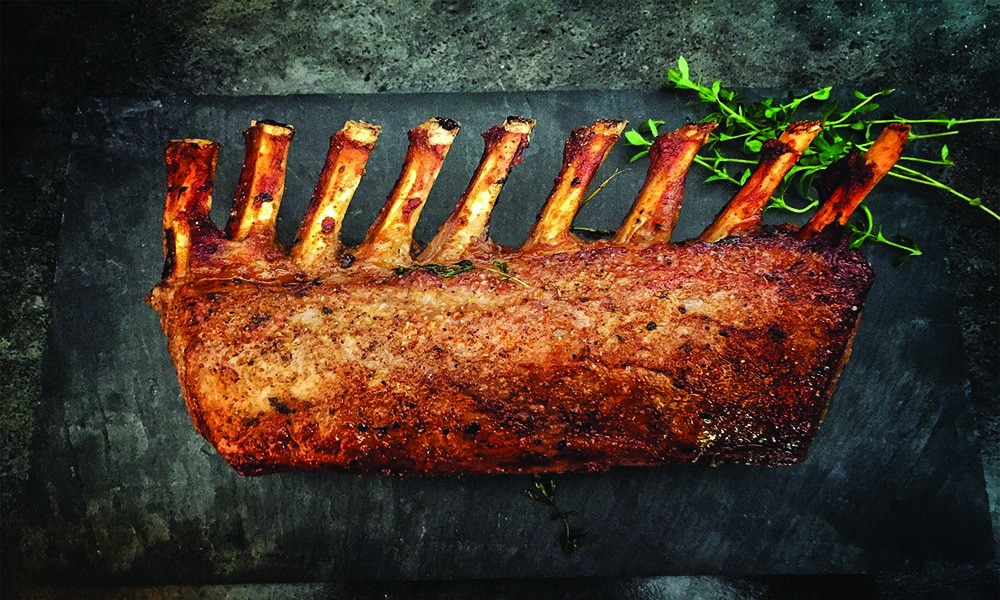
top-left (613, 123), bottom-right (715, 246)
top-left (162, 139), bottom-right (221, 280)
top-left (698, 121), bottom-right (823, 242)
top-left (418, 117), bottom-right (535, 263)
top-left (290, 120), bottom-right (381, 268)
top-left (225, 121), bottom-right (295, 244)
top-left (797, 123), bottom-right (910, 239)
top-left (353, 118), bottom-right (460, 267)
top-left (521, 120), bottom-right (628, 252)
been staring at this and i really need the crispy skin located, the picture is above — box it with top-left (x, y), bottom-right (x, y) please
top-left (149, 232), bottom-right (872, 476)
top-left (150, 117), bottom-right (903, 476)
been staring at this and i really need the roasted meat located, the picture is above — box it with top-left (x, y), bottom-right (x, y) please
top-left (148, 116), bottom-right (909, 475)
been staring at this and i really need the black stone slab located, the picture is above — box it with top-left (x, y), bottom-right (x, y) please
top-left (22, 92), bottom-right (992, 584)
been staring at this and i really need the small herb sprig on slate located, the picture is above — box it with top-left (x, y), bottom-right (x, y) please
top-left (624, 56), bottom-right (1000, 258)
top-left (527, 475), bottom-right (586, 556)
top-left (570, 167), bottom-right (631, 240)
top-left (394, 259), bottom-right (529, 287)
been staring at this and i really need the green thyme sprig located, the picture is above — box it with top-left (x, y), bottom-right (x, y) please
top-left (527, 475), bottom-right (586, 556)
top-left (569, 167), bottom-right (630, 239)
top-left (483, 259), bottom-right (531, 287)
top-left (624, 56), bottom-right (1000, 257)
top-left (580, 167), bottom-right (629, 210)
top-left (849, 203), bottom-right (921, 266)
top-left (394, 260), bottom-right (477, 278)
top-left (394, 259), bottom-right (529, 287)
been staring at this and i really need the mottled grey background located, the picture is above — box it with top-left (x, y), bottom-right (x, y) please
top-left (2, 1), bottom-right (997, 598)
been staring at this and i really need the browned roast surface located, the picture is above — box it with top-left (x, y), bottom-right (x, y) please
top-left (151, 233), bottom-right (872, 475)
top-left (149, 117), bottom-right (907, 475)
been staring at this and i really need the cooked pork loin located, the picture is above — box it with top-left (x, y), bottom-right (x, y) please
top-left (148, 116), bottom-right (908, 475)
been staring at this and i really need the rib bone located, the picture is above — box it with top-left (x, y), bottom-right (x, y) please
top-left (162, 139), bottom-right (221, 280)
top-left (353, 118), bottom-right (460, 267)
top-left (614, 122), bottom-right (715, 246)
top-left (521, 120), bottom-right (627, 252)
top-left (418, 116), bottom-right (535, 262)
top-left (225, 120), bottom-right (295, 244)
top-left (698, 121), bottom-right (822, 242)
top-left (797, 123), bottom-right (911, 239)
top-left (291, 120), bottom-right (381, 269)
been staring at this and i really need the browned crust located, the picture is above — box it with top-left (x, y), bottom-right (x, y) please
top-left (157, 233), bottom-right (873, 475)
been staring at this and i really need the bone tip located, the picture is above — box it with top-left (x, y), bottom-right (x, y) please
top-left (432, 116), bottom-right (461, 131)
top-left (249, 119), bottom-right (295, 137)
top-left (168, 138), bottom-right (218, 149)
top-left (694, 121), bottom-right (718, 135)
top-left (883, 122), bottom-right (912, 139)
top-left (788, 120), bottom-right (823, 134)
top-left (423, 117), bottom-right (461, 144)
top-left (665, 122), bottom-right (716, 143)
top-left (503, 115), bottom-right (537, 134)
top-left (592, 119), bottom-right (629, 136)
top-left (343, 120), bottom-right (381, 144)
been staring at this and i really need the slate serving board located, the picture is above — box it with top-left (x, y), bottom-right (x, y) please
top-left (21, 92), bottom-right (992, 584)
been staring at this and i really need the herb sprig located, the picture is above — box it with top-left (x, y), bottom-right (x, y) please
top-left (394, 260), bottom-right (477, 278)
top-left (624, 56), bottom-right (1000, 257)
top-left (527, 475), bottom-right (586, 556)
top-left (394, 259), bottom-right (529, 287)
top-left (570, 167), bottom-right (631, 239)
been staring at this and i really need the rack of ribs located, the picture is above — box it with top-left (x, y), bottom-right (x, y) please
top-left (147, 114), bottom-right (909, 475)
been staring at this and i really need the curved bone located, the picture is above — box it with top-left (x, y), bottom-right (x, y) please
top-left (353, 117), bottom-right (460, 267)
top-left (224, 121), bottom-right (295, 244)
top-left (418, 116), bottom-right (535, 263)
top-left (521, 119), bottom-right (627, 252)
top-left (797, 123), bottom-right (910, 239)
top-left (291, 120), bottom-right (381, 269)
top-left (613, 122), bottom-right (715, 246)
top-left (698, 121), bottom-right (823, 242)
top-left (162, 139), bottom-right (221, 280)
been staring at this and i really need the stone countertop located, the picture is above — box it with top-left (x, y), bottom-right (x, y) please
top-left (2, 2), bottom-right (997, 598)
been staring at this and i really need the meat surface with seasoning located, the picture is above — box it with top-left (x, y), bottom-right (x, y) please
top-left (147, 115), bottom-right (908, 475)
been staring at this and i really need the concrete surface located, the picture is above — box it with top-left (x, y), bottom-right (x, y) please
top-left (2, 1), bottom-right (997, 598)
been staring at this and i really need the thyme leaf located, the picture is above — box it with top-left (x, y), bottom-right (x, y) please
top-left (394, 259), bottom-right (529, 287)
top-left (394, 260), bottom-right (475, 278)
top-left (482, 259), bottom-right (531, 287)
